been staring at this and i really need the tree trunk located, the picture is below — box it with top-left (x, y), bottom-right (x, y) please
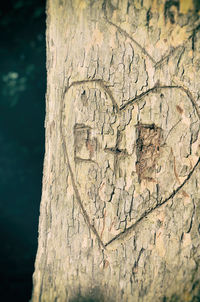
top-left (32, 0), bottom-right (200, 301)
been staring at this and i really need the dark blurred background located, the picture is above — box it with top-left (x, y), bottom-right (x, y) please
top-left (0, 0), bottom-right (46, 301)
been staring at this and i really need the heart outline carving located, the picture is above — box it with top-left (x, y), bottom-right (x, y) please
top-left (61, 79), bottom-right (200, 249)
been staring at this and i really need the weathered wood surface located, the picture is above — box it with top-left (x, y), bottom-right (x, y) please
top-left (32, 1), bottom-right (200, 301)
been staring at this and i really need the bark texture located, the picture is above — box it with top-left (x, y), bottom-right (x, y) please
top-left (32, 0), bottom-right (200, 301)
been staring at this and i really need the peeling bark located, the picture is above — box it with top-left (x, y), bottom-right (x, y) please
top-left (32, 1), bottom-right (200, 301)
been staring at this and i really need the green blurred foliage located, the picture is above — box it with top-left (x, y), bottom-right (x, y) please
top-left (0, 0), bottom-right (46, 163)
top-left (0, 1), bottom-right (46, 301)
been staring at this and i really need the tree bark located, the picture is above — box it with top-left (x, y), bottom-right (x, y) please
top-left (32, 0), bottom-right (200, 301)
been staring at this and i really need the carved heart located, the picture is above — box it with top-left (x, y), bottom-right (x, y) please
top-left (63, 80), bottom-right (200, 248)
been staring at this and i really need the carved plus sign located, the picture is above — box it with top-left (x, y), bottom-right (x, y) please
top-left (104, 130), bottom-right (128, 176)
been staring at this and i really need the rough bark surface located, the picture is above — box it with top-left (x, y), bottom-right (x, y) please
top-left (32, 0), bottom-right (200, 301)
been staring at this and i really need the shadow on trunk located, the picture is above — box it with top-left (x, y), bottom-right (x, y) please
top-left (69, 287), bottom-right (114, 302)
